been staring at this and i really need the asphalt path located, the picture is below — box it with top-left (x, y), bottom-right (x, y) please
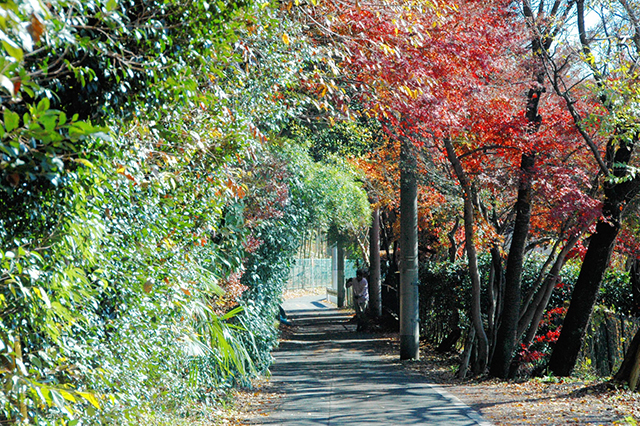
top-left (258, 294), bottom-right (492, 425)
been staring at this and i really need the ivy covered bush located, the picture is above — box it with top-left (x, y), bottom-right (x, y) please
top-left (0, 0), bottom-right (370, 424)
top-left (419, 260), bottom-right (472, 347)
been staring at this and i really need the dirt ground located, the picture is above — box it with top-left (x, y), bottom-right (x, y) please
top-left (222, 293), bottom-right (640, 425)
top-left (381, 339), bottom-right (640, 426)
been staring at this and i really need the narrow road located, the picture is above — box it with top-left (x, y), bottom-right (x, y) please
top-left (259, 294), bottom-right (491, 425)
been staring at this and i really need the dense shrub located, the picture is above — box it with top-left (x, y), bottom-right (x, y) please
top-left (418, 252), bottom-right (633, 371)
top-left (597, 270), bottom-right (634, 316)
top-left (0, 0), bottom-right (371, 423)
top-left (419, 260), bottom-right (472, 345)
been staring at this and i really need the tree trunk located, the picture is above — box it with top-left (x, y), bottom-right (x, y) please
top-left (448, 217), bottom-right (459, 263)
top-left (518, 233), bottom-right (580, 347)
top-left (548, 204), bottom-right (622, 375)
top-left (614, 325), bottom-right (640, 390)
top-left (399, 136), bottom-right (420, 360)
top-left (491, 0), bottom-right (572, 379)
top-left (549, 124), bottom-right (640, 375)
top-left (533, 0), bottom-right (640, 375)
top-left (437, 309), bottom-right (461, 353)
top-left (490, 151), bottom-right (535, 379)
top-left (613, 255), bottom-right (640, 387)
top-left (520, 237), bottom-right (562, 319)
top-left (444, 137), bottom-right (489, 373)
top-left (488, 246), bottom-right (504, 356)
top-left (630, 258), bottom-right (640, 317)
top-left (458, 327), bottom-right (476, 379)
top-left (369, 206), bottom-right (382, 318)
top-left (336, 243), bottom-right (346, 308)
top-left (489, 5), bottom-right (550, 374)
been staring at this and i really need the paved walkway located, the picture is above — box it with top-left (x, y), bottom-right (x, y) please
top-left (259, 295), bottom-right (491, 425)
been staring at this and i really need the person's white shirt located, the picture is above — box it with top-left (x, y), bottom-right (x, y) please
top-left (349, 276), bottom-right (369, 302)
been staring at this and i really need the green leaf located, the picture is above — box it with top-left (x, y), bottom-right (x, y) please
top-left (73, 158), bottom-right (95, 168)
top-left (59, 389), bottom-right (76, 403)
top-left (1, 39), bottom-right (23, 62)
top-left (4, 110), bottom-right (19, 132)
top-left (36, 97), bottom-right (50, 113)
top-left (221, 305), bottom-right (244, 321)
top-left (40, 387), bottom-right (53, 407)
top-left (77, 391), bottom-right (100, 409)
top-left (41, 113), bottom-right (57, 132)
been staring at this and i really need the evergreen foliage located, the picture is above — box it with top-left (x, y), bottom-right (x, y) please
top-left (0, 0), bottom-right (370, 423)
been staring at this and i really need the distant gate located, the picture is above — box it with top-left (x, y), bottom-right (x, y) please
top-left (287, 258), bottom-right (332, 290)
top-left (286, 256), bottom-right (357, 291)
top-left (285, 232), bottom-right (357, 306)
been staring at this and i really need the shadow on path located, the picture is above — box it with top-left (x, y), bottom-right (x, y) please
top-left (258, 295), bottom-right (491, 425)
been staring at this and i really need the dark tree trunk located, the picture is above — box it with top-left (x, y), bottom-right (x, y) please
top-left (448, 217), bottom-right (459, 263)
top-left (487, 246), bottom-right (504, 357)
top-left (458, 328), bottom-right (476, 379)
top-left (437, 328), bottom-right (462, 353)
top-left (437, 309), bottom-right (461, 353)
top-left (614, 324), bottom-right (640, 390)
top-left (549, 128), bottom-right (640, 375)
top-left (369, 206), bottom-right (382, 318)
top-left (489, 5), bottom-right (549, 373)
top-left (487, 249), bottom-right (497, 347)
top-left (380, 209), bottom-right (391, 257)
top-left (490, 151), bottom-right (535, 379)
top-left (548, 199), bottom-right (622, 375)
top-left (492, 0), bottom-right (573, 380)
top-left (337, 242), bottom-right (346, 308)
top-left (520, 237), bottom-right (562, 320)
top-left (631, 258), bottom-right (640, 317)
top-left (399, 136), bottom-right (420, 360)
top-left (539, 0), bottom-right (640, 376)
top-left (392, 239), bottom-right (399, 278)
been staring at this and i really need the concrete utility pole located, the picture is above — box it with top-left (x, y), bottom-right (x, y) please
top-left (336, 243), bottom-right (346, 308)
top-left (369, 206), bottom-right (382, 318)
top-left (399, 136), bottom-right (420, 360)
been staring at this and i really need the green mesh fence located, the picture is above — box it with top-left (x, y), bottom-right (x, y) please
top-left (286, 258), bottom-right (357, 291)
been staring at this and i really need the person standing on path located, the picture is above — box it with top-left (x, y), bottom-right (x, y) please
top-left (347, 269), bottom-right (369, 331)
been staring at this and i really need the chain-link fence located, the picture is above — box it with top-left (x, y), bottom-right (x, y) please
top-left (286, 257), bottom-right (357, 291)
